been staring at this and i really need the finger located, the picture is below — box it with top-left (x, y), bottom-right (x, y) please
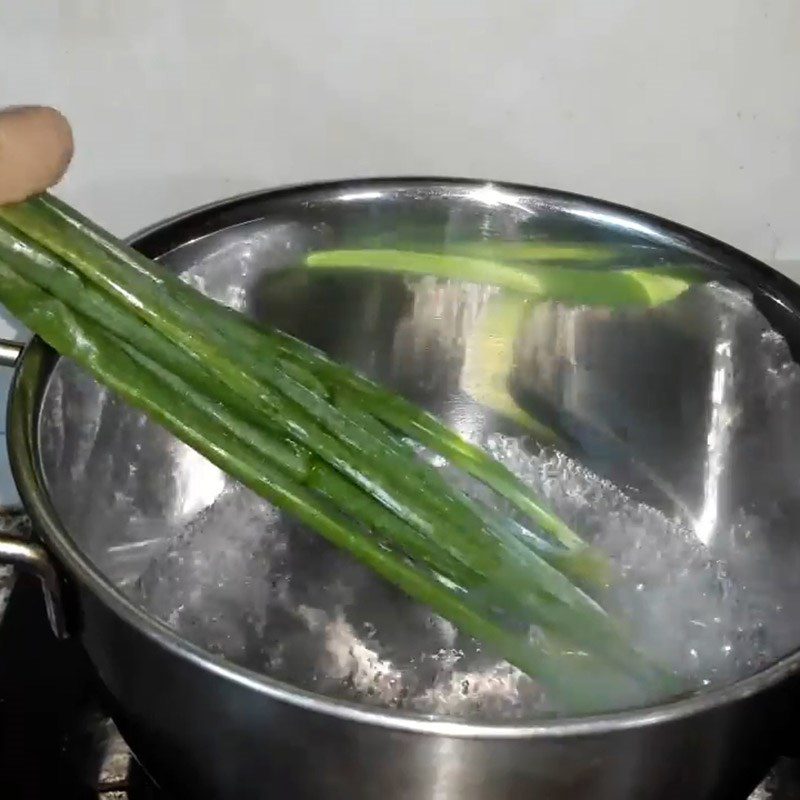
top-left (0, 106), bottom-right (74, 205)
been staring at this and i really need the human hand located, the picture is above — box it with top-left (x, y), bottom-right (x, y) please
top-left (0, 106), bottom-right (73, 205)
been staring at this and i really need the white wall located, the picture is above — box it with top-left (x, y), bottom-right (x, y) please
top-left (0, 0), bottom-right (798, 499)
top-left (3, 0), bottom-right (798, 263)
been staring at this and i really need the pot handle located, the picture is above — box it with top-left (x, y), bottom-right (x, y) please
top-left (0, 538), bottom-right (67, 638)
top-left (0, 338), bottom-right (68, 639)
top-left (0, 338), bottom-right (23, 368)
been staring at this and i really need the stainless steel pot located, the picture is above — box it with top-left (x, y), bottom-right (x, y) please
top-left (2, 178), bottom-right (800, 799)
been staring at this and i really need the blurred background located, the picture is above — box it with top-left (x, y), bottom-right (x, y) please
top-left (0, 0), bottom-right (798, 502)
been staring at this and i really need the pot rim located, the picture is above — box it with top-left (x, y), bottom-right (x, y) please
top-left (10, 175), bottom-right (800, 739)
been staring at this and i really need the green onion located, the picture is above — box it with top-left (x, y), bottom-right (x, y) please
top-left (0, 194), bottom-right (682, 712)
top-left (451, 241), bottom-right (620, 262)
top-left (305, 248), bottom-right (694, 307)
top-left (5, 196), bottom-right (602, 567)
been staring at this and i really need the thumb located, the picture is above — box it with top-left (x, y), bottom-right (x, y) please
top-left (0, 106), bottom-right (74, 205)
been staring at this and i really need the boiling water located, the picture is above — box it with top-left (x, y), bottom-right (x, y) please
top-left (86, 278), bottom-right (798, 722)
top-left (125, 432), bottom-right (779, 720)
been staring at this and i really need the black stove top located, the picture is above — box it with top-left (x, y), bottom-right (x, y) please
top-left (0, 574), bottom-right (163, 798)
top-left (1, 572), bottom-right (800, 799)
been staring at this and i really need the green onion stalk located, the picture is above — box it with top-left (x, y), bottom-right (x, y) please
top-left (0, 195), bottom-right (683, 712)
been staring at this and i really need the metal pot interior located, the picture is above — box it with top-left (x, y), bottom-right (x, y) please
top-left (31, 180), bottom-right (800, 722)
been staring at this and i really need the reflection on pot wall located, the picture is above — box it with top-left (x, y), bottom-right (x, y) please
top-left (512, 283), bottom-right (800, 564)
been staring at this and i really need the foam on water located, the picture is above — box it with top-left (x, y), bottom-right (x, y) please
top-left (482, 435), bottom-right (773, 689)
top-left (130, 479), bottom-right (547, 719)
top-left (125, 427), bottom-right (778, 721)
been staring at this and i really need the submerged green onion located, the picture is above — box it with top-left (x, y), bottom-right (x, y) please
top-left (305, 248), bottom-right (694, 307)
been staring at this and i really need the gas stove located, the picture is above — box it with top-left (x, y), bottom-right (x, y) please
top-left (0, 511), bottom-right (799, 800)
top-left (0, 568), bottom-right (165, 798)
top-left (0, 509), bottom-right (160, 799)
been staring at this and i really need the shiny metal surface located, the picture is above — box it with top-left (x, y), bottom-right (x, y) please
top-left (6, 178), bottom-right (800, 797)
top-left (0, 338), bottom-right (22, 368)
top-left (0, 338), bottom-right (66, 638)
top-left (0, 537), bottom-right (66, 638)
